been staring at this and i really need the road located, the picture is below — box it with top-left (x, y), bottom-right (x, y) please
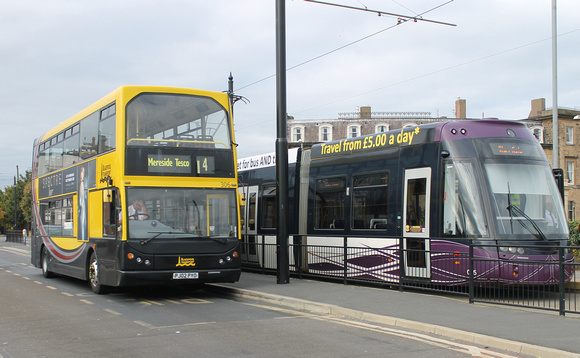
top-left (0, 242), bottom-right (527, 358)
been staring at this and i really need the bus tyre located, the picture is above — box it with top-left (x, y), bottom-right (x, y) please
top-left (41, 246), bottom-right (55, 278)
top-left (88, 252), bottom-right (108, 294)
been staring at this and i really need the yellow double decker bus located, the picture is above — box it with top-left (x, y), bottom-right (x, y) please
top-left (31, 86), bottom-right (241, 293)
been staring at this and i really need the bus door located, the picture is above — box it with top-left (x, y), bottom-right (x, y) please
top-left (402, 167), bottom-right (431, 279)
top-left (238, 185), bottom-right (259, 264)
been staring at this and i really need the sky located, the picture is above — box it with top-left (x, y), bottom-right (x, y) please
top-left (1, 0), bottom-right (579, 190)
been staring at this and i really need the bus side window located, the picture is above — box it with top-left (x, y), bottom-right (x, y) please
top-left (103, 188), bottom-right (118, 237)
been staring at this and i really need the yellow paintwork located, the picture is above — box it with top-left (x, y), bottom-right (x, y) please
top-left (33, 86), bottom-right (241, 249)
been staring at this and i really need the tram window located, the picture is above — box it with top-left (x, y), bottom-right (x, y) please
top-left (352, 172), bottom-right (389, 230)
top-left (406, 178), bottom-right (426, 231)
top-left (443, 161), bottom-right (488, 237)
top-left (314, 177), bottom-right (346, 230)
top-left (261, 184), bottom-right (277, 229)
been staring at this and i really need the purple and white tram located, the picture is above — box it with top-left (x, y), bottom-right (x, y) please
top-left (238, 120), bottom-right (573, 286)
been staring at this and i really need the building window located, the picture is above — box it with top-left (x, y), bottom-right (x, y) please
top-left (347, 125), bottom-right (360, 138)
top-left (566, 126), bottom-right (574, 145)
top-left (292, 126), bottom-right (303, 142)
top-left (375, 124), bottom-right (389, 133)
top-left (531, 126), bottom-right (544, 143)
top-left (568, 201), bottom-right (575, 221)
top-left (567, 161), bottom-right (574, 185)
top-left (319, 126), bottom-right (332, 142)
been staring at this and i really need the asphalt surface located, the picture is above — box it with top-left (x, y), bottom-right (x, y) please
top-left (209, 271), bottom-right (580, 358)
top-left (4, 238), bottom-right (579, 357)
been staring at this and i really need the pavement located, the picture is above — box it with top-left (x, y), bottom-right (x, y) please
top-left (209, 271), bottom-right (580, 358)
top-left (3, 238), bottom-right (578, 357)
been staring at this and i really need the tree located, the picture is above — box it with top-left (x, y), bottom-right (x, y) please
top-left (0, 170), bottom-right (31, 232)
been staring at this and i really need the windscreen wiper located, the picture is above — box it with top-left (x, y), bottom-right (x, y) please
top-left (506, 204), bottom-right (549, 241)
top-left (140, 231), bottom-right (187, 245)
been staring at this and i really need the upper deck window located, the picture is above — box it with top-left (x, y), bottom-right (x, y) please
top-left (126, 93), bottom-right (231, 150)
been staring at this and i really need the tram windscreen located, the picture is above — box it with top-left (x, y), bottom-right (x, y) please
top-left (484, 162), bottom-right (568, 240)
top-left (443, 161), bottom-right (489, 238)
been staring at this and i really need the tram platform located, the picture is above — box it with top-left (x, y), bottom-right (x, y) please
top-left (209, 271), bottom-right (580, 358)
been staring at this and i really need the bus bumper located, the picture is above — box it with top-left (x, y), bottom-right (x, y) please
top-left (115, 268), bottom-right (241, 287)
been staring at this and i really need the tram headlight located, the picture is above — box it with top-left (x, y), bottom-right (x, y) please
top-left (219, 259), bottom-right (225, 265)
top-left (517, 247), bottom-right (525, 254)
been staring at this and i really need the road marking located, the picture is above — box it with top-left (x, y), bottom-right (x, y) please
top-left (80, 299), bottom-right (94, 305)
top-left (180, 298), bottom-right (212, 304)
top-left (134, 320), bottom-right (216, 330)
top-left (45, 286), bottom-right (57, 290)
top-left (103, 309), bottom-right (122, 316)
top-left (242, 302), bottom-right (521, 358)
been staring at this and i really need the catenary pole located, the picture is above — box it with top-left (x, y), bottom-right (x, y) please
top-left (276, 0), bottom-right (290, 284)
top-left (552, 0), bottom-right (559, 169)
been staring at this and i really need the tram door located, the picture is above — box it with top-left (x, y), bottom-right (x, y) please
top-left (402, 168), bottom-right (431, 279)
top-left (238, 185), bottom-right (259, 264)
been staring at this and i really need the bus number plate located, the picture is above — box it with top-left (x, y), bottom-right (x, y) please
top-left (173, 272), bottom-right (199, 280)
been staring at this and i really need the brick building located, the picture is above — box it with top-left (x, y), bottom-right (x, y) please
top-left (523, 98), bottom-right (580, 220)
top-left (287, 99), bottom-right (472, 148)
top-left (287, 98), bottom-right (580, 220)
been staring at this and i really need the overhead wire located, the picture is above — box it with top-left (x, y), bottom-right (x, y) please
top-left (293, 27), bottom-right (580, 115)
top-left (235, 1), bottom-right (454, 92)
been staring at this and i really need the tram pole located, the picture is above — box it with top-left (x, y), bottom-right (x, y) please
top-left (275, 0), bottom-right (290, 284)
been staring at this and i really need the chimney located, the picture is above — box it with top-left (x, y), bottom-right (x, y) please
top-left (455, 98), bottom-right (466, 119)
top-left (529, 98), bottom-right (546, 118)
top-left (360, 106), bottom-right (371, 119)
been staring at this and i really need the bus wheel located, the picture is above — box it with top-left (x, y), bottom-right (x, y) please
top-left (41, 246), bottom-right (55, 278)
top-left (88, 252), bottom-right (108, 294)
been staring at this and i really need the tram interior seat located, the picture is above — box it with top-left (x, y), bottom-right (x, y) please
top-left (329, 220), bottom-right (344, 229)
top-left (370, 218), bottom-right (388, 229)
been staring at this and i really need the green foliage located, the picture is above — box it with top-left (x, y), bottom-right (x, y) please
top-left (569, 220), bottom-right (580, 258)
top-left (0, 171), bottom-right (32, 231)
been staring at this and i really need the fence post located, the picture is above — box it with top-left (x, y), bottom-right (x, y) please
top-left (559, 246), bottom-right (566, 316)
top-left (261, 235), bottom-right (266, 275)
top-left (399, 237), bottom-right (404, 292)
top-left (469, 243), bottom-right (474, 304)
top-left (296, 235), bottom-right (303, 279)
top-left (343, 236), bottom-right (348, 285)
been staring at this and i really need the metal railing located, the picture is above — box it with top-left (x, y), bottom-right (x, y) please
top-left (240, 236), bottom-right (579, 316)
top-left (5, 230), bottom-right (27, 244)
